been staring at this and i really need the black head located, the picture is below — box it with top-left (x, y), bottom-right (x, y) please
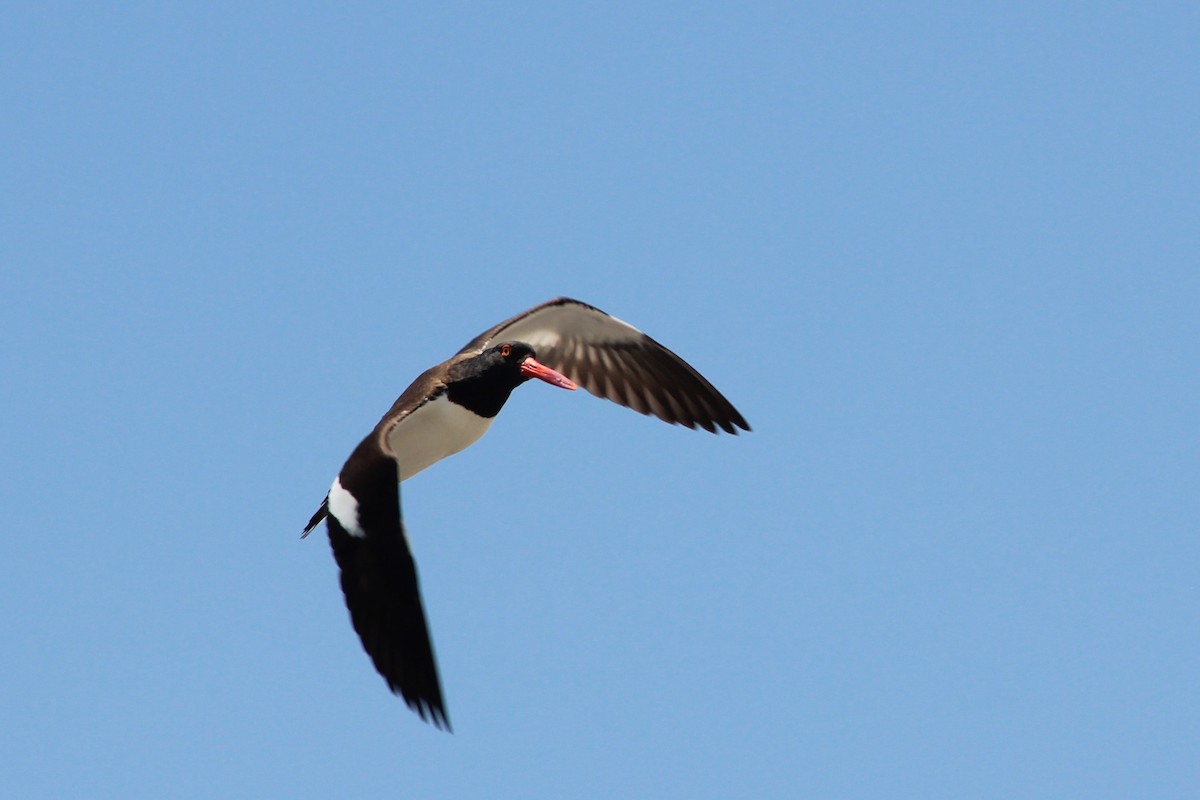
top-left (488, 342), bottom-right (538, 379)
top-left (445, 342), bottom-right (576, 418)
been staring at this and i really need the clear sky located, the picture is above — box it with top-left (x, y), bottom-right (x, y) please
top-left (2, 3), bottom-right (1197, 798)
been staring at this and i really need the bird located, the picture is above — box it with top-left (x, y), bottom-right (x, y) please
top-left (303, 297), bottom-right (749, 730)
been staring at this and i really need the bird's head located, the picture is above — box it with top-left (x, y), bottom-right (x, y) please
top-left (487, 342), bottom-right (577, 390)
top-left (444, 342), bottom-right (577, 419)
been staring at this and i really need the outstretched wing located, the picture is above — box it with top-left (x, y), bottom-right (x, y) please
top-left (322, 433), bottom-right (450, 730)
top-left (459, 297), bottom-right (749, 434)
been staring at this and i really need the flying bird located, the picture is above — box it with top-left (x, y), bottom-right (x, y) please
top-left (303, 297), bottom-right (749, 729)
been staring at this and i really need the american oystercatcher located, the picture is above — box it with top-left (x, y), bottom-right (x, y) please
top-left (304, 297), bottom-right (749, 729)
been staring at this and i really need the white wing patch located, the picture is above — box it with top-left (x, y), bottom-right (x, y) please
top-left (327, 477), bottom-right (365, 538)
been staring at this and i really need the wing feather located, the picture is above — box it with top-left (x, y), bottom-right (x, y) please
top-left (459, 297), bottom-right (749, 434)
top-left (325, 435), bottom-right (451, 730)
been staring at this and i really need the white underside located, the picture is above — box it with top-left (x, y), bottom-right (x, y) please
top-left (327, 477), bottom-right (365, 537)
top-left (387, 393), bottom-right (494, 482)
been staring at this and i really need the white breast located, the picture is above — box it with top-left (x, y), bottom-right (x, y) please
top-left (385, 393), bottom-right (494, 482)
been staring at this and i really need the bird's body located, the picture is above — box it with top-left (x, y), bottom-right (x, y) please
top-left (380, 374), bottom-right (496, 481)
top-left (305, 297), bottom-right (748, 729)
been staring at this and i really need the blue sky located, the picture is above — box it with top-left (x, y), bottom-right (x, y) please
top-left (2, 3), bottom-right (1197, 798)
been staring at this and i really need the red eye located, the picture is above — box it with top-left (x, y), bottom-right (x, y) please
top-left (500, 344), bottom-right (512, 358)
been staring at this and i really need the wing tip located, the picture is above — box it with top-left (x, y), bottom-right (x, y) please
top-left (726, 413), bottom-right (752, 435)
top-left (682, 413), bottom-right (751, 435)
top-left (397, 689), bottom-right (453, 732)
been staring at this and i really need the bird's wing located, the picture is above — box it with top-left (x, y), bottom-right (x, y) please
top-left (322, 432), bottom-right (450, 729)
top-left (301, 369), bottom-right (450, 537)
top-left (459, 297), bottom-right (749, 434)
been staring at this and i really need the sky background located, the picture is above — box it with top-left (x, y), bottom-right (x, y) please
top-left (2, 3), bottom-right (1197, 798)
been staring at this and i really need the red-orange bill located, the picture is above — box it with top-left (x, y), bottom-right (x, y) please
top-left (520, 357), bottom-right (577, 390)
